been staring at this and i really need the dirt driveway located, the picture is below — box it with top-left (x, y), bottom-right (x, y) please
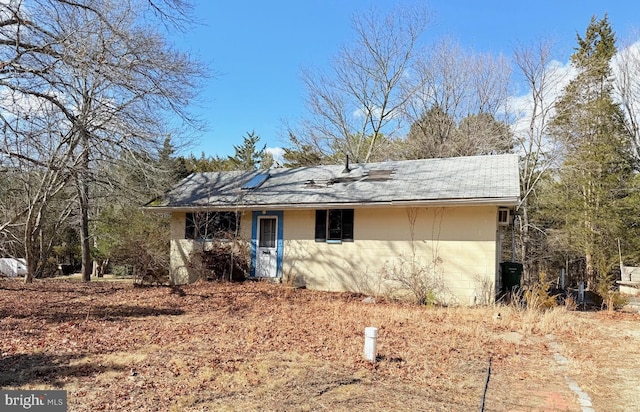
top-left (557, 311), bottom-right (640, 411)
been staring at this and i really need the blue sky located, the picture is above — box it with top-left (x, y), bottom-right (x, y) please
top-left (172, 0), bottom-right (639, 159)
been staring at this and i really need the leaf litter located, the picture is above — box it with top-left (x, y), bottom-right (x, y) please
top-left (1, 278), bottom-right (639, 411)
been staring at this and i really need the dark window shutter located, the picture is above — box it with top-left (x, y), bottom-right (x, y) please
top-left (342, 209), bottom-right (354, 241)
top-left (315, 210), bottom-right (327, 241)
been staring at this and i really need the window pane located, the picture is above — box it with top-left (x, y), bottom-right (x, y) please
top-left (328, 210), bottom-right (342, 240)
top-left (184, 212), bottom-right (240, 240)
top-left (259, 218), bottom-right (276, 248)
top-left (197, 212), bottom-right (212, 239)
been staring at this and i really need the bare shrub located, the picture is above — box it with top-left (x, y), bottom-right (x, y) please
top-left (190, 240), bottom-right (250, 282)
top-left (473, 274), bottom-right (495, 305)
top-left (282, 271), bottom-right (299, 287)
top-left (382, 254), bottom-right (443, 305)
top-left (376, 207), bottom-right (447, 305)
top-left (126, 238), bottom-right (170, 285)
top-left (351, 266), bottom-right (390, 299)
top-left (104, 211), bottom-right (170, 286)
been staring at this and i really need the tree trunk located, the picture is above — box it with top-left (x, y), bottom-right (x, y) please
top-left (78, 131), bottom-right (92, 283)
top-left (79, 180), bottom-right (91, 282)
top-left (23, 205), bottom-right (42, 284)
top-left (585, 252), bottom-right (594, 289)
top-left (24, 240), bottom-right (35, 284)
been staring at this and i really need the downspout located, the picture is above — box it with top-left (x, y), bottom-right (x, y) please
top-left (512, 213), bottom-right (517, 261)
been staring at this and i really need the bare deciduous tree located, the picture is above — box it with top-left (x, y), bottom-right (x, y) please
top-left (403, 38), bottom-right (512, 159)
top-left (0, 85), bottom-right (81, 281)
top-left (613, 34), bottom-right (640, 160)
top-left (296, 5), bottom-right (431, 163)
top-left (0, 0), bottom-right (204, 282)
top-left (511, 39), bottom-right (567, 282)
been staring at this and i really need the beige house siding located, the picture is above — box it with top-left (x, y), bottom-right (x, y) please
top-left (169, 206), bottom-right (501, 304)
top-left (282, 206), bottom-right (498, 305)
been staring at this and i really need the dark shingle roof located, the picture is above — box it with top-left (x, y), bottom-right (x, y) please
top-left (148, 154), bottom-right (520, 210)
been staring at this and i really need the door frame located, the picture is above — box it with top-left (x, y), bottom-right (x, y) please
top-left (250, 210), bottom-right (283, 278)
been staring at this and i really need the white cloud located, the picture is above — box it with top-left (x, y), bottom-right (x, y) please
top-left (612, 39), bottom-right (640, 68)
top-left (506, 58), bottom-right (576, 139)
top-left (508, 40), bottom-right (640, 140)
top-left (266, 147), bottom-right (285, 167)
top-left (612, 40), bottom-right (640, 107)
top-left (504, 40), bottom-right (640, 161)
top-left (352, 106), bottom-right (383, 120)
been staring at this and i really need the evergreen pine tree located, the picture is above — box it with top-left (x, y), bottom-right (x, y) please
top-left (547, 15), bottom-right (635, 287)
top-left (227, 131), bottom-right (266, 170)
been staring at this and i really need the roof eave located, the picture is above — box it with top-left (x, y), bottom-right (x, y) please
top-left (142, 196), bottom-right (521, 212)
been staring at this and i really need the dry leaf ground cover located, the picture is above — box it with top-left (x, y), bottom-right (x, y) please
top-left (0, 277), bottom-right (639, 411)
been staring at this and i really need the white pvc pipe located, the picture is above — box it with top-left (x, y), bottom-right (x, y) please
top-left (578, 282), bottom-right (584, 303)
top-left (364, 327), bottom-right (378, 362)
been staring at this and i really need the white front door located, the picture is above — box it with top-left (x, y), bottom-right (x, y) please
top-left (256, 216), bottom-right (278, 277)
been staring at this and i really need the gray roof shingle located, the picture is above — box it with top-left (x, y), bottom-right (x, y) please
top-left (148, 154), bottom-right (520, 210)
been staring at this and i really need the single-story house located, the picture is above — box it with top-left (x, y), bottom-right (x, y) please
top-left (146, 154), bottom-right (521, 305)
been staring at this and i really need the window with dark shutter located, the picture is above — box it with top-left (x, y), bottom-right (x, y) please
top-left (315, 209), bottom-right (354, 243)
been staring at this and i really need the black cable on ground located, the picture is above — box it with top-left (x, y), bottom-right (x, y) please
top-left (479, 357), bottom-right (492, 412)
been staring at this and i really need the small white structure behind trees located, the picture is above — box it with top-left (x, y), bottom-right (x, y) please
top-left (0, 258), bottom-right (27, 277)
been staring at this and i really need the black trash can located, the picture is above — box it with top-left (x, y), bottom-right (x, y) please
top-left (501, 262), bottom-right (523, 293)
